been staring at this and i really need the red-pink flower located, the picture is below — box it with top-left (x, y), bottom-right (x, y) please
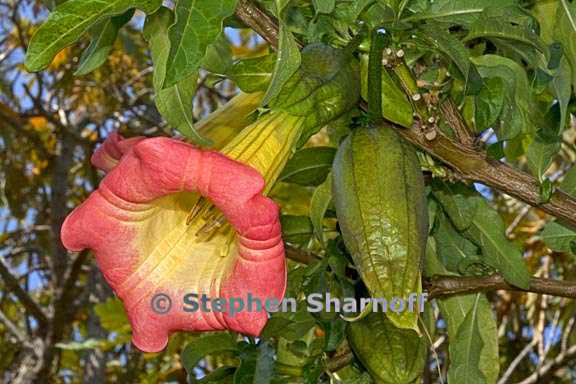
top-left (61, 133), bottom-right (286, 352)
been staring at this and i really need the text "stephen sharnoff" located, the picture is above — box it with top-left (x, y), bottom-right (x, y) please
top-left (150, 292), bottom-right (428, 316)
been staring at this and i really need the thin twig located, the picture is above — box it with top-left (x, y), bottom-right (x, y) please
top-left (439, 98), bottom-right (475, 147)
top-left (0, 258), bottom-right (49, 327)
top-left (516, 344), bottom-right (576, 384)
top-left (0, 308), bottom-right (29, 345)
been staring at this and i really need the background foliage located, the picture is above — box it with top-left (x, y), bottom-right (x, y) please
top-left (2, 0), bottom-right (576, 383)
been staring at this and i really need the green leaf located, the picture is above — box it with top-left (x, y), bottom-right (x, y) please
top-left (556, 0), bottom-right (576, 93)
top-left (312, 0), bottom-right (335, 14)
top-left (431, 180), bottom-right (480, 231)
top-left (464, 6), bottom-right (546, 58)
top-left (25, 0), bottom-right (161, 71)
top-left (229, 54), bottom-right (276, 93)
top-left (261, 308), bottom-right (316, 341)
top-left (465, 199), bottom-right (531, 288)
top-left (280, 147), bottom-right (336, 186)
top-left (474, 77), bottom-right (505, 132)
top-left (163, 0), bottom-right (237, 88)
top-left (271, 44), bottom-right (360, 145)
top-left (541, 222), bottom-right (576, 253)
top-left (320, 316), bottom-right (346, 352)
top-left (526, 99), bottom-right (564, 181)
top-left (447, 294), bottom-right (490, 384)
top-left (424, 239), bottom-right (499, 384)
top-left (261, 0), bottom-right (302, 106)
top-left (198, 366), bottom-right (236, 383)
top-left (202, 36), bottom-right (233, 75)
top-left (143, 7), bottom-right (210, 145)
top-left (526, 135), bottom-right (561, 182)
top-left (471, 54), bottom-right (536, 141)
top-left (559, 166), bottom-right (576, 195)
top-left (310, 176), bottom-right (332, 246)
top-left (74, 9), bottom-right (134, 76)
top-left (433, 213), bottom-right (481, 274)
top-left (261, 28), bottom-right (300, 106)
top-left (540, 166), bottom-right (576, 252)
top-left (551, 57), bottom-right (573, 132)
top-left (280, 215), bottom-right (314, 246)
top-left (232, 341), bottom-right (275, 384)
top-left (94, 297), bottom-right (130, 333)
top-left (181, 334), bottom-right (238, 379)
top-left (405, 0), bottom-right (516, 25)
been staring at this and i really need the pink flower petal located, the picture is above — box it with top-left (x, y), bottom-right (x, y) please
top-left (62, 134), bottom-right (286, 352)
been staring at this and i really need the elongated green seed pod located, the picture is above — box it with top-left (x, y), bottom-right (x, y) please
top-left (348, 312), bottom-right (428, 384)
top-left (332, 125), bottom-right (427, 330)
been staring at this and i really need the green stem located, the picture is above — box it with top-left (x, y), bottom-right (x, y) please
top-left (390, 62), bottom-right (430, 120)
top-left (367, 28), bottom-right (389, 122)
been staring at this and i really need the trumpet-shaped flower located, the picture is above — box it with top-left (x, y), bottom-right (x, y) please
top-left (61, 110), bottom-right (303, 352)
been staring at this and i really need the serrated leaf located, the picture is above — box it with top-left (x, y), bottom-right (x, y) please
top-left (25, 0), bottom-right (161, 71)
top-left (465, 199), bottom-right (531, 288)
top-left (143, 7), bottom-right (210, 145)
top-left (310, 176), bottom-right (332, 246)
top-left (229, 54), bottom-right (275, 93)
top-left (280, 147), bottom-right (336, 186)
top-left (163, 0), bottom-right (237, 88)
top-left (74, 9), bottom-right (134, 76)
